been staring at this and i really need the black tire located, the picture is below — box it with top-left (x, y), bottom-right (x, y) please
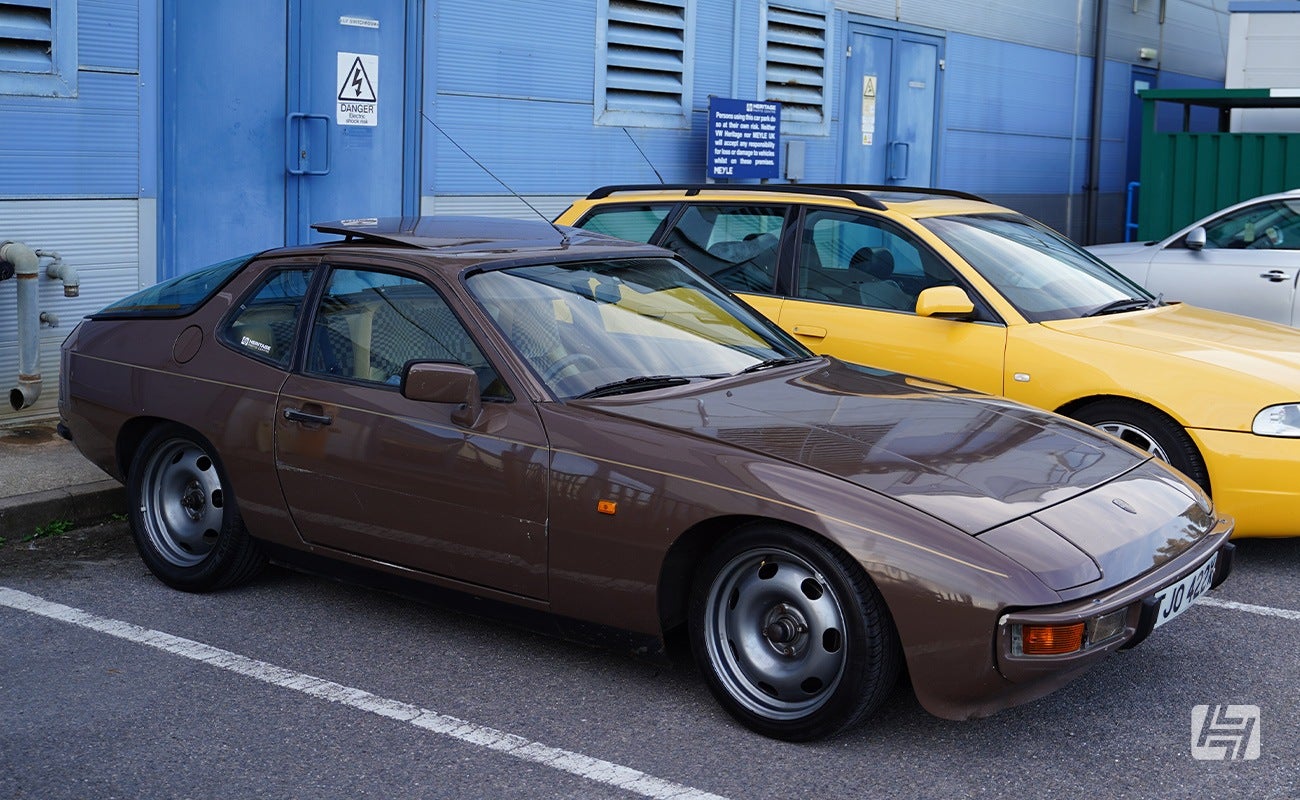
top-left (127, 424), bottom-right (265, 592)
top-left (1070, 399), bottom-right (1211, 493)
top-left (688, 523), bottom-right (901, 741)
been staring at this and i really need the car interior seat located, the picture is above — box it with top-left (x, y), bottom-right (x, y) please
top-left (847, 247), bottom-right (913, 311)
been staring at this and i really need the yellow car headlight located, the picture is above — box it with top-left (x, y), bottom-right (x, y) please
top-left (1252, 404), bottom-right (1300, 437)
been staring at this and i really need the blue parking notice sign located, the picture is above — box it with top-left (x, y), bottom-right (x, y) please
top-left (707, 98), bottom-right (781, 180)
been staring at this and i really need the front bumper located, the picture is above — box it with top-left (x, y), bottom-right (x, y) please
top-left (995, 518), bottom-right (1234, 684)
top-left (1191, 427), bottom-right (1300, 538)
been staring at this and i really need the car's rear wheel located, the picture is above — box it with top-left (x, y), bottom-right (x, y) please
top-left (128, 424), bottom-right (265, 592)
top-left (1071, 399), bottom-right (1211, 493)
top-left (689, 524), bottom-right (900, 741)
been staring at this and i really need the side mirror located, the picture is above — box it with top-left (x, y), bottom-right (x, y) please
top-left (402, 362), bottom-right (482, 427)
top-left (1185, 226), bottom-right (1207, 251)
top-left (915, 285), bottom-right (975, 320)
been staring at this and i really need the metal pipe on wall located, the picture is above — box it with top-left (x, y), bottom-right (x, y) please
top-left (1084, 0), bottom-right (1109, 245)
top-left (1, 240), bottom-right (43, 410)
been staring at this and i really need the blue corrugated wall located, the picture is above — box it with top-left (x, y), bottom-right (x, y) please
top-left (0, 0), bottom-right (1231, 423)
top-left (423, 0), bottom-right (1218, 244)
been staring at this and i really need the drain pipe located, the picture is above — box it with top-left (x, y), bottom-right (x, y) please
top-left (1083, 0), bottom-right (1108, 245)
top-left (2, 241), bottom-right (42, 409)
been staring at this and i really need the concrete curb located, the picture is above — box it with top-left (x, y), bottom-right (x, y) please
top-left (0, 479), bottom-right (128, 540)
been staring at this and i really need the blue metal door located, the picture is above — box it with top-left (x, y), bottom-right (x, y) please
top-left (841, 24), bottom-right (942, 186)
top-left (288, 0), bottom-right (418, 244)
top-left (161, 1), bottom-right (418, 278)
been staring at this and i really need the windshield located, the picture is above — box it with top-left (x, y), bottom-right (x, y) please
top-left (466, 257), bottom-right (808, 399)
top-left (919, 214), bottom-right (1153, 322)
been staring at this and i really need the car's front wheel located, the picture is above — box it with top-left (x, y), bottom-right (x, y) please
top-left (1071, 399), bottom-right (1211, 493)
top-left (689, 524), bottom-right (901, 741)
top-left (127, 424), bottom-right (265, 592)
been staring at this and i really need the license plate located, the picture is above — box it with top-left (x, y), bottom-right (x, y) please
top-left (1152, 553), bottom-right (1217, 630)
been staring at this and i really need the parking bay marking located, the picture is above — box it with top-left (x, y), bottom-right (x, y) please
top-left (0, 587), bottom-right (729, 800)
top-left (1197, 596), bottom-right (1300, 621)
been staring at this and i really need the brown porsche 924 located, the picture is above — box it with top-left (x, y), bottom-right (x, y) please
top-left (59, 217), bottom-right (1234, 741)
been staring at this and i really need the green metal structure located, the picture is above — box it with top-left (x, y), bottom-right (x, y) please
top-left (1138, 88), bottom-right (1300, 241)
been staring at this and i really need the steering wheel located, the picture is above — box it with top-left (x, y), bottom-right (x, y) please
top-left (541, 352), bottom-right (602, 383)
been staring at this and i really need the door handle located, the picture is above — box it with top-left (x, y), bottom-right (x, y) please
top-left (791, 324), bottom-right (827, 339)
top-left (888, 141), bottom-right (910, 181)
top-left (285, 112), bottom-right (332, 176)
top-left (1259, 270), bottom-right (1290, 283)
top-left (283, 407), bottom-right (333, 426)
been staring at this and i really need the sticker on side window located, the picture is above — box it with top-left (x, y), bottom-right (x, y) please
top-left (240, 335), bottom-right (272, 355)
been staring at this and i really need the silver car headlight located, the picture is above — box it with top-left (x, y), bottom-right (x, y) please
top-left (1252, 404), bottom-right (1300, 437)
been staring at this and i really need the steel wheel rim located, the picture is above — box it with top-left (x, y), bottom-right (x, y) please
top-left (704, 547), bottom-right (848, 720)
top-left (1095, 421), bottom-right (1169, 462)
top-left (139, 438), bottom-right (225, 567)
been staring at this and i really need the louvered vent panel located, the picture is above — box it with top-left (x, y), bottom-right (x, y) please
top-left (605, 0), bottom-right (687, 115)
top-left (0, 1), bottom-right (54, 73)
top-left (764, 6), bottom-right (827, 125)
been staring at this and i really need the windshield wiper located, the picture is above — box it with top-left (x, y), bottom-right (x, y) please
top-left (575, 375), bottom-right (692, 399)
top-left (737, 356), bottom-right (816, 375)
top-left (1084, 297), bottom-right (1154, 317)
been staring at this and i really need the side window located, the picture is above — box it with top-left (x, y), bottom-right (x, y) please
top-left (1202, 200), bottom-right (1300, 251)
top-left (220, 268), bottom-right (313, 367)
top-left (305, 268), bottom-right (506, 398)
top-left (659, 205), bottom-right (786, 293)
top-left (795, 210), bottom-right (955, 312)
top-left (578, 205), bottom-right (672, 242)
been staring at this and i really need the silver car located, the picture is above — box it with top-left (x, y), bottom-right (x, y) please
top-left (1089, 189), bottom-right (1300, 326)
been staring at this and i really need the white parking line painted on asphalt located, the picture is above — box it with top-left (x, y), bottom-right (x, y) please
top-left (1197, 596), bottom-right (1300, 621)
top-left (0, 587), bottom-right (729, 800)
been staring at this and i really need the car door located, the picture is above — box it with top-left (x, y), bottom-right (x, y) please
top-left (777, 208), bottom-right (1008, 394)
top-left (274, 261), bottom-right (550, 599)
top-left (1143, 198), bottom-right (1300, 325)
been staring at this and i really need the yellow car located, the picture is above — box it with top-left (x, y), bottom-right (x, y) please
top-left (557, 185), bottom-right (1300, 538)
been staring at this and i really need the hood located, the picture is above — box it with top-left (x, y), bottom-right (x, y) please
top-left (589, 359), bottom-right (1148, 534)
top-left (979, 459), bottom-right (1215, 592)
top-left (1042, 303), bottom-right (1300, 392)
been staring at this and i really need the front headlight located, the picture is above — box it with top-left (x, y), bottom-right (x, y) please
top-left (1252, 403), bottom-right (1300, 437)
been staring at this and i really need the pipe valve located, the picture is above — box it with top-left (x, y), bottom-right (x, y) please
top-left (39, 250), bottom-right (78, 297)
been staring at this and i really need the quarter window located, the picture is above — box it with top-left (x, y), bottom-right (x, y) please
top-left (221, 268), bottom-right (314, 368)
top-left (578, 204), bottom-right (673, 242)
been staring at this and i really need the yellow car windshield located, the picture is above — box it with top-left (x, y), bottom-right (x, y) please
top-left (921, 213), bottom-right (1155, 322)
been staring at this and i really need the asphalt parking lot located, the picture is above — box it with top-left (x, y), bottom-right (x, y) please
top-left (2, 521), bottom-right (1296, 799)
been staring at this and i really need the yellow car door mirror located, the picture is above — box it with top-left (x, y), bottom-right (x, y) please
top-left (916, 285), bottom-right (975, 319)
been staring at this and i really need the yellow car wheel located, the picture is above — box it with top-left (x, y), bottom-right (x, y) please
top-left (1071, 399), bottom-right (1211, 494)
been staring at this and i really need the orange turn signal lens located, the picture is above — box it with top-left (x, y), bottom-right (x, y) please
top-left (597, 500), bottom-right (617, 515)
top-left (1020, 622), bottom-right (1085, 656)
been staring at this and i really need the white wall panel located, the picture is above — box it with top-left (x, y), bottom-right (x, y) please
top-left (1228, 9), bottom-right (1300, 131)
